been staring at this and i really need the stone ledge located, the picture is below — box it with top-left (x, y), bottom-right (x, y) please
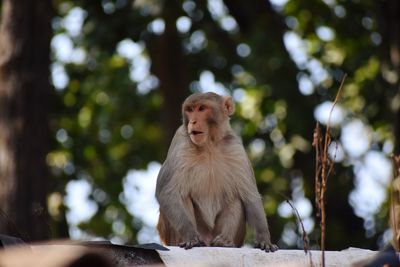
top-left (0, 240), bottom-right (385, 267)
top-left (158, 246), bottom-right (377, 267)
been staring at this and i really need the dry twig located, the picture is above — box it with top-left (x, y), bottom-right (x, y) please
top-left (313, 74), bottom-right (347, 267)
top-left (285, 198), bottom-right (314, 267)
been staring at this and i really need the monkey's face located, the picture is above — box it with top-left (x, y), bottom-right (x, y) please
top-left (184, 104), bottom-right (212, 146)
top-left (182, 92), bottom-right (235, 146)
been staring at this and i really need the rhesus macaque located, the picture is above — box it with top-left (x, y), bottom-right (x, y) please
top-left (156, 92), bottom-right (278, 252)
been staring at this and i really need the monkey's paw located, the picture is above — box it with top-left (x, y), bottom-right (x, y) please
top-left (179, 236), bottom-right (205, 250)
top-left (254, 241), bottom-right (278, 252)
top-left (211, 235), bottom-right (235, 247)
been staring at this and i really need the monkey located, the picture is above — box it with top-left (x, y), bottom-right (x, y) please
top-left (155, 92), bottom-right (278, 252)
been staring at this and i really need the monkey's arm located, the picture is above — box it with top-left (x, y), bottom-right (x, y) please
top-left (243, 195), bottom-right (278, 252)
top-left (156, 156), bottom-right (204, 249)
top-left (241, 160), bottom-right (278, 252)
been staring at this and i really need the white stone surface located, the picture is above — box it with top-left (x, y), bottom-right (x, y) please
top-left (157, 246), bottom-right (377, 267)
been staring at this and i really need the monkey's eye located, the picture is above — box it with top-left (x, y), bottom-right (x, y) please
top-left (198, 105), bottom-right (206, 112)
top-left (186, 107), bottom-right (193, 113)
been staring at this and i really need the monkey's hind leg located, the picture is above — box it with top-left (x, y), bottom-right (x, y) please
top-left (211, 198), bottom-right (246, 247)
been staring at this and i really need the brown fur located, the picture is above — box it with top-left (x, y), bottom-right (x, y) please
top-left (155, 92), bottom-right (277, 251)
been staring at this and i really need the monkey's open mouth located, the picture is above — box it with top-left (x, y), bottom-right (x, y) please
top-left (190, 131), bottom-right (203, 135)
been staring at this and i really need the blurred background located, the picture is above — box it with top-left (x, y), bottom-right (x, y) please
top-left (0, 0), bottom-right (399, 251)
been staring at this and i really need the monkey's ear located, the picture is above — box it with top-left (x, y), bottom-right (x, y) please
top-left (223, 96), bottom-right (235, 116)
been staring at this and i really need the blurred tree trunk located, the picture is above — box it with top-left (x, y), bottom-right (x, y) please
top-left (376, 0), bottom-right (400, 153)
top-left (147, 2), bottom-right (189, 145)
top-left (0, 0), bottom-right (53, 241)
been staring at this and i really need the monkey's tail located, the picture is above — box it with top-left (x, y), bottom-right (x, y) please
top-left (157, 211), bottom-right (181, 246)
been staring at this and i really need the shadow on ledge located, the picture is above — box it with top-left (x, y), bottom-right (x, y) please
top-left (0, 235), bottom-right (166, 267)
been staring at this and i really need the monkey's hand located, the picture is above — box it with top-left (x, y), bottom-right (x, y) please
top-left (179, 235), bottom-right (205, 250)
top-left (211, 234), bottom-right (235, 247)
top-left (254, 236), bottom-right (278, 252)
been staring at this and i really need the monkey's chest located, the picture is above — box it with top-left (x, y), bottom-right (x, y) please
top-left (186, 161), bottom-right (239, 229)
